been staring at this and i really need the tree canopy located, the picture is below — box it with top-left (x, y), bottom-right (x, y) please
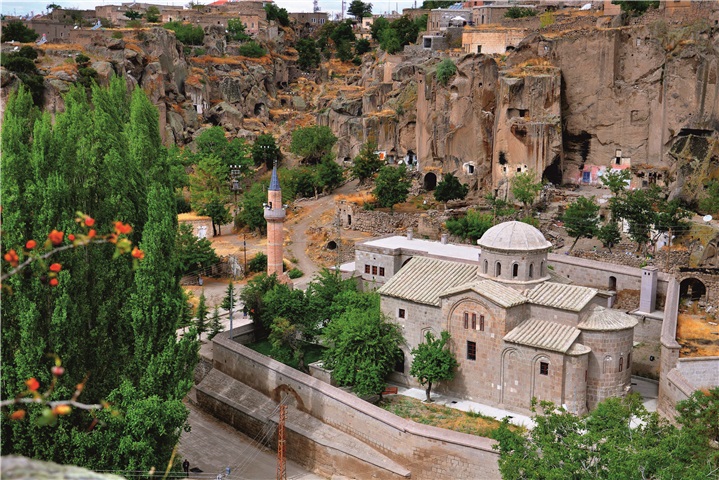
top-left (409, 331), bottom-right (458, 402)
top-left (290, 126), bottom-right (338, 165)
top-left (563, 196), bottom-right (600, 252)
top-left (1, 80), bottom-right (198, 473)
top-left (511, 170), bottom-right (542, 215)
top-left (434, 173), bottom-right (468, 203)
top-left (350, 141), bottom-right (383, 185)
top-left (445, 209), bottom-right (494, 244)
top-left (374, 165), bottom-right (411, 211)
top-left (494, 390), bottom-right (719, 479)
top-left (189, 155), bottom-right (231, 236)
top-left (348, 0), bottom-right (373, 21)
top-left (1, 21), bottom-right (39, 43)
top-left (252, 133), bottom-right (281, 169)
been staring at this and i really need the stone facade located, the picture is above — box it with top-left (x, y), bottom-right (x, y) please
top-left (360, 221), bottom-right (641, 415)
top-left (462, 28), bottom-right (528, 55)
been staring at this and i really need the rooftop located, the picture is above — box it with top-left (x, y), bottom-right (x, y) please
top-left (504, 318), bottom-right (581, 354)
top-left (525, 282), bottom-right (597, 312)
top-left (440, 280), bottom-right (528, 308)
top-left (378, 257), bottom-right (478, 306)
top-left (360, 236), bottom-right (481, 263)
top-left (477, 221), bottom-right (552, 252)
top-left (578, 306), bottom-right (639, 331)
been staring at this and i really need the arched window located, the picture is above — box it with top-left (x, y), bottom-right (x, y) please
top-left (483, 260), bottom-right (488, 274)
top-left (627, 353), bottom-right (631, 367)
top-left (495, 262), bottom-right (502, 277)
top-left (603, 355), bottom-right (613, 374)
top-left (512, 263), bottom-right (519, 278)
top-left (619, 357), bottom-right (624, 372)
top-left (540, 261), bottom-right (545, 276)
top-left (529, 263), bottom-right (534, 278)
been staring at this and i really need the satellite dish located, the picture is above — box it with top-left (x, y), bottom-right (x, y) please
top-left (704, 215), bottom-right (713, 223)
top-left (580, 3), bottom-right (591, 10)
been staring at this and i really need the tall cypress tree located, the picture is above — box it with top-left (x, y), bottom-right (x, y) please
top-left (1, 78), bottom-right (198, 472)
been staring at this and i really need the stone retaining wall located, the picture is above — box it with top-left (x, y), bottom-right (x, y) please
top-left (210, 334), bottom-right (501, 480)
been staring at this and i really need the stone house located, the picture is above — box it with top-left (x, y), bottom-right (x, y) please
top-left (358, 221), bottom-right (638, 414)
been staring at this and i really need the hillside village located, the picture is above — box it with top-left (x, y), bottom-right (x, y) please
top-left (2, 0), bottom-right (719, 479)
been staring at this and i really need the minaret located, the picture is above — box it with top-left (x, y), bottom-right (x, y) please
top-left (264, 162), bottom-right (286, 279)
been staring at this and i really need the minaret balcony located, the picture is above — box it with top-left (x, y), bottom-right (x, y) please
top-left (264, 208), bottom-right (286, 220)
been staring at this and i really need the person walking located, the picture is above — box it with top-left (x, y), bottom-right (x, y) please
top-left (182, 459), bottom-right (190, 477)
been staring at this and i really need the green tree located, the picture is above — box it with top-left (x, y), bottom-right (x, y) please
top-left (613, 187), bottom-right (661, 252)
top-left (355, 38), bottom-right (371, 55)
top-left (601, 169), bottom-right (631, 196)
top-left (676, 387), bottom-right (719, 444)
top-left (227, 18), bottom-right (250, 42)
top-left (654, 199), bottom-right (691, 247)
top-left (208, 306), bottom-right (222, 340)
top-left (494, 393), bottom-right (719, 479)
top-left (348, 0), bottom-right (373, 21)
top-left (240, 273), bottom-right (279, 327)
top-left (420, 0), bottom-right (454, 8)
top-left (252, 134), bottom-right (281, 169)
top-left (445, 209), bottom-right (494, 243)
top-left (47, 3), bottom-right (62, 10)
top-left (351, 141), bottom-right (383, 185)
top-left (316, 157), bottom-right (344, 194)
top-left (511, 170), bottom-right (542, 215)
top-left (163, 21), bottom-right (204, 45)
top-left (264, 3), bottom-right (290, 26)
top-left (699, 179), bottom-right (719, 215)
top-left (485, 193), bottom-right (516, 221)
top-left (236, 181), bottom-right (267, 233)
top-left (305, 268), bottom-right (356, 327)
top-left (370, 16), bottom-right (390, 40)
top-left (296, 38), bottom-right (321, 70)
top-left (189, 155), bottom-right (230, 236)
top-left (612, 0), bottom-right (659, 15)
top-left (597, 221), bottom-right (621, 253)
top-left (379, 27), bottom-right (401, 53)
top-left (563, 196), bottom-right (599, 252)
top-left (195, 291), bottom-right (209, 335)
top-left (269, 317), bottom-right (306, 368)
top-left (1, 80), bottom-right (197, 472)
top-left (290, 125), bottom-right (338, 164)
top-left (323, 306), bottom-right (402, 397)
top-left (176, 223), bottom-right (218, 275)
top-left (145, 6), bottom-right (160, 22)
top-left (1, 21), bottom-right (39, 42)
top-left (388, 16), bottom-right (420, 47)
top-left (329, 20), bottom-right (356, 46)
top-left (435, 58), bottom-right (457, 86)
top-left (0, 47), bottom-right (45, 106)
top-left (336, 40), bottom-right (353, 62)
top-left (409, 331), bottom-right (458, 402)
top-left (220, 281), bottom-right (237, 311)
top-left (124, 9), bottom-right (143, 20)
top-left (374, 165), bottom-right (411, 211)
top-left (505, 6), bottom-right (537, 18)
top-left (434, 173), bottom-right (468, 203)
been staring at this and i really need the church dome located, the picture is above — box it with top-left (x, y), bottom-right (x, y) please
top-left (477, 221), bottom-right (552, 252)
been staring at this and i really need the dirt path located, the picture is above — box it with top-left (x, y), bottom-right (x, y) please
top-left (285, 179), bottom-right (360, 288)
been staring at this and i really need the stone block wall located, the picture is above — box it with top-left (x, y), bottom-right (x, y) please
top-left (211, 335), bottom-right (501, 480)
top-left (581, 328), bottom-right (634, 410)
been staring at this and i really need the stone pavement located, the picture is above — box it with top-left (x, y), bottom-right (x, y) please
top-left (178, 398), bottom-right (324, 480)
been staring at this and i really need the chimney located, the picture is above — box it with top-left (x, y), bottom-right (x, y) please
top-left (639, 266), bottom-right (658, 313)
top-left (407, 228), bottom-right (413, 240)
top-left (441, 233), bottom-right (448, 244)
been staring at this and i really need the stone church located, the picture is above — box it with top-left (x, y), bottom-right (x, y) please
top-left (355, 221), bottom-right (638, 415)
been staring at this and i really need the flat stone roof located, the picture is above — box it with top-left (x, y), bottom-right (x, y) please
top-left (360, 236), bottom-right (481, 263)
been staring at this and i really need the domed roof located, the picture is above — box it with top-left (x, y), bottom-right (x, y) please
top-left (477, 221), bottom-right (552, 252)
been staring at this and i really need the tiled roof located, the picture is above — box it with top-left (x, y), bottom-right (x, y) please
top-left (525, 282), bottom-right (596, 312)
top-left (378, 257), bottom-right (477, 306)
top-left (578, 306), bottom-right (638, 331)
top-left (566, 343), bottom-right (592, 356)
top-left (440, 280), bottom-right (528, 308)
top-left (504, 318), bottom-right (581, 353)
top-left (547, 269), bottom-right (572, 285)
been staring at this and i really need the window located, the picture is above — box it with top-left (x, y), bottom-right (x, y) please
top-left (627, 353), bottom-right (631, 367)
top-left (479, 315), bottom-right (485, 331)
top-left (464, 312), bottom-right (469, 329)
top-left (364, 264), bottom-right (370, 274)
top-left (476, 45), bottom-right (481, 53)
top-left (512, 263), bottom-right (519, 278)
top-left (529, 263), bottom-right (534, 279)
top-left (379, 267), bottom-right (385, 276)
top-left (467, 341), bottom-right (476, 361)
top-left (471, 313), bottom-right (476, 330)
top-left (483, 260), bottom-right (488, 274)
top-left (372, 265), bottom-right (378, 275)
top-left (619, 357), bottom-right (624, 372)
top-left (398, 309), bottom-right (405, 319)
top-left (495, 262), bottom-right (502, 277)
top-left (539, 362), bottom-right (549, 375)
top-left (540, 261), bottom-right (545, 276)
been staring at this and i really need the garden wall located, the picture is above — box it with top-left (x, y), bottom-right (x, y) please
top-left (207, 334), bottom-right (502, 480)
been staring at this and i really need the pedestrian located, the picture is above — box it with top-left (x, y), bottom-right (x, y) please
top-left (182, 459), bottom-right (190, 477)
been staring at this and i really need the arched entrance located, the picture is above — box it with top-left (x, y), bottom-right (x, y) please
top-left (423, 172), bottom-right (437, 191)
top-left (680, 278), bottom-right (707, 301)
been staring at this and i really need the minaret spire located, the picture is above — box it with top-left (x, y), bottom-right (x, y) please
top-left (264, 158), bottom-right (288, 282)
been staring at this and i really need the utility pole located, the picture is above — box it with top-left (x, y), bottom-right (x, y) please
top-left (276, 404), bottom-right (287, 480)
top-left (243, 233), bottom-right (247, 274)
top-left (229, 288), bottom-right (233, 341)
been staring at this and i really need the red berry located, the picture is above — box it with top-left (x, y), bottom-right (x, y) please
top-left (51, 366), bottom-right (65, 377)
top-left (49, 278), bottom-right (59, 287)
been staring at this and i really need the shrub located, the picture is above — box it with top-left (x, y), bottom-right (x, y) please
top-left (75, 53), bottom-right (90, 65)
top-left (227, 18), bottom-right (251, 42)
top-left (248, 252), bottom-right (268, 273)
top-left (193, 47), bottom-right (206, 56)
top-left (287, 268), bottom-right (303, 279)
top-left (1, 21), bottom-right (39, 43)
top-left (436, 58), bottom-right (456, 86)
top-left (164, 21), bottom-right (204, 45)
top-left (127, 19), bottom-right (143, 28)
top-left (111, 31), bottom-right (124, 39)
top-left (355, 38), bottom-right (371, 55)
top-left (505, 6), bottom-right (537, 18)
top-left (238, 41), bottom-right (266, 58)
top-left (264, 3), bottom-right (290, 27)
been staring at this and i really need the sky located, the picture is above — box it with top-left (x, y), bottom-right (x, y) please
top-left (1, 0), bottom-right (419, 19)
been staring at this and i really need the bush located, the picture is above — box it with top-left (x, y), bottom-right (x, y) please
top-left (75, 53), bottom-right (90, 65)
top-left (436, 58), bottom-right (456, 86)
top-left (355, 38), bottom-right (371, 55)
top-left (505, 6), bottom-right (537, 18)
top-left (164, 21), bottom-right (204, 45)
top-left (248, 252), bottom-right (268, 273)
top-left (1, 21), bottom-right (38, 43)
top-left (287, 268), bottom-right (303, 279)
top-left (193, 47), bottom-right (206, 56)
top-left (264, 3), bottom-right (290, 27)
top-left (227, 18), bottom-right (251, 42)
top-left (111, 31), bottom-right (124, 39)
top-left (127, 19), bottom-right (143, 28)
top-left (238, 41), bottom-right (266, 58)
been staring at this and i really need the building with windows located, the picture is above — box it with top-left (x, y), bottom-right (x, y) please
top-left (355, 221), bottom-right (638, 415)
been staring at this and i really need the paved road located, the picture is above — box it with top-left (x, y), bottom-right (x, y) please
top-left (178, 398), bottom-right (324, 480)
